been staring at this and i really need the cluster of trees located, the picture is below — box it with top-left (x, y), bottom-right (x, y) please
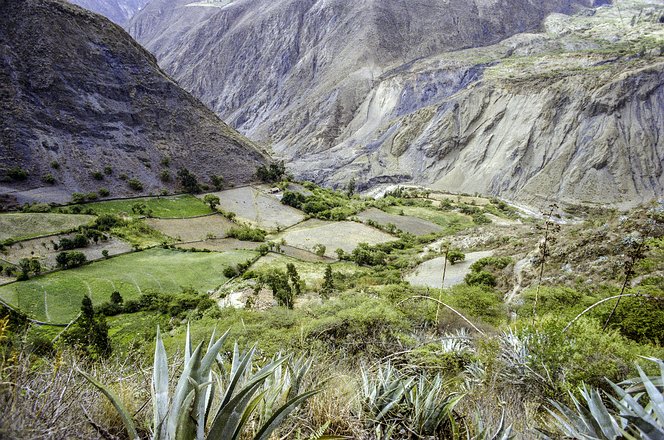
top-left (255, 162), bottom-right (286, 183)
top-left (55, 251), bottom-right (87, 269)
top-left (96, 289), bottom-right (215, 319)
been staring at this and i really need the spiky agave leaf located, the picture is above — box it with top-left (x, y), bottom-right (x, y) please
top-left (78, 369), bottom-right (140, 440)
top-left (166, 342), bottom-right (204, 439)
top-left (545, 384), bottom-right (622, 440)
top-left (153, 326), bottom-right (170, 440)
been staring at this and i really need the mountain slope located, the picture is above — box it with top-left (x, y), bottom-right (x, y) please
top-left (128, 0), bottom-right (664, 207)
top-left (67, 0), bottom-right (150, 26)
top-left (298, 2), bottom-right (664, 208)
top-left (129, 0), bottom-right (606, 147)
top-left (0, 0), bottom-right (268, 204)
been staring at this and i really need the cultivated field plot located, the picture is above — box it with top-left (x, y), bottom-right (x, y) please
top-left (147, 215), bottom-right (235, 242)
top-left (208, 187), bottom-right (305, 230)
top-left (176, 238), bottom-right (262, 252)
top-left (1, 235), bottom-right (132, 270)
top-left (0, 213), bottom-right (94, 241)
top-left (405, 251), bottom-right (494, 289)
top-left (428, 193), bottom-right (490, 206)
top-left (272, 219), bottom-right (395, 258)
top-left (357, 208), bottom-right (442, 236)
top-left (80, 195), bottom-right (212, 218)
top-left (248, 253), bottom-right (368, 285)
top-left (383, 206), bottom-right (473, 234)
top-left (0, 248), bottom-right (258, 323)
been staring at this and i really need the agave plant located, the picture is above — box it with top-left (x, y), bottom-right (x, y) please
top-left (360, 363), bottom-right (462, 438)
top-left (544, 358), bottom-right (664, 440)
top-left (407, 374), bottom-right (462, 436)
top-left (80, 326), bottom-right (317, 440)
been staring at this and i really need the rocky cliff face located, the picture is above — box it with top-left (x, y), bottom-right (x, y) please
top-left (0, 0), bottom-right (268, 204)
top-left (129, 0), bottom-right (663, 207)
top-left (67, 0), bottom-right (150, 26)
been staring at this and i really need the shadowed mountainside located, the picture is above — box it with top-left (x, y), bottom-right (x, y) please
top-left (0, 0), bottom-right (268, 205)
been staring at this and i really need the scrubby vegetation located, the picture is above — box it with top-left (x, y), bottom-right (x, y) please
top-left (1, 185), bottom-right (663, 439)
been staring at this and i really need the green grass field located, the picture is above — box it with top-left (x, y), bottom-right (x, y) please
top-left (79, 195), bottom-right (213, 218)
top-left (0, 213), bottom-right (95, 241)
top-left (383, 206), bottom-right (473, 234)
top-left (0, 248), bottom-right (258, 323)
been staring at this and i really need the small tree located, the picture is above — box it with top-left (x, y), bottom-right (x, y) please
top-left (210, 174), bottom-right (224, 191)
top-left (29, 259), bottom-right (41, 276)
top-left (203, 194), bottom-right (220, 210)
top-left (321, 264), bottom-right (334, 299)
top-left (17, 258), bottom-right (31, 281)
top-left (265, 270), bottom-right (293, 309)
top-left (313, 243), bottom-right (326, 257)
top-left (110, 291), bottom-right (123, 305)
top-left (286, 263), bottom-right (302, 296)
top-left (63, 295), bottom-right (111, 359)
top-left (346, 177), bottom-right (356, 197)
top-left (177, 168), bottom-right (201, 193)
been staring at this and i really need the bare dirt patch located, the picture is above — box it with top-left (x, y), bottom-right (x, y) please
top-left (206, 186), bottom-right (305, 230)
top-left (272, 219), bottom-right (395, 258)
top-left (357, 208), bottom-right (442, 236)
top-left (406, 251), bottom-right (494, 289)
top-left (147, 214), bottom-right (235, 242)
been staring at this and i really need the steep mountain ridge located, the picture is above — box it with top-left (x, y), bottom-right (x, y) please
top-left (129, 0), bottom-right (663, 207)
top-left (0, 0), bottom-right (268, 204)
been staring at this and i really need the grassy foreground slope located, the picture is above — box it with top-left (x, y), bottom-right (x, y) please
top-left (0, 248), bottom-right (257, 323)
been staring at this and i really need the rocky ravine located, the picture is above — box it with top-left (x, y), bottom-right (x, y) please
top-left (0, 0), bottom-right (268, 205)
top-left (67, 0), bottom-right (150, 26)
top-left (127, 0), bottom-right (663, 208)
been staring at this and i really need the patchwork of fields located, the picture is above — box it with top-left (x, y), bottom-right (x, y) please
top-left (0, 248), bottom-right (257, 323)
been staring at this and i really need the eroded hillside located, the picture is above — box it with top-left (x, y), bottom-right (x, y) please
top-left (128, 0), bottom-right (663, 208)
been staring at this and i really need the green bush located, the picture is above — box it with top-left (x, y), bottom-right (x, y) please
top-left (42, 173), bottom-right (56, 184)
top-left (127, 178), bottom-right (143, 191)
top-left (519, 315), bottom-right (662, 391)
top-left (227, 226), bottom-right (267, 242)
top-left (7, 166), bottom-right (28, 181)
top-left (447, 249), bottom-right (465, 265)
top-left (464, 270), bottom-right (497, 287)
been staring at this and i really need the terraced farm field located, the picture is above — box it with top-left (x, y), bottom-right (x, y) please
top-left (383, 206), bottom-right (473, 234)
top-left (146, 215), bottom-right (235, 241)
top-left (249, 253), bottom-right (368, 285)
top-left (272, 219), bottom-right (395, 258)
top-left (2, 235), bottom-right (132, 270)
top-left (79, 195), bottom-right (212, 218)
top-left (209, 187), bottom-right (305, 230)
top-left (357, 208), bottom-right (442, 236)
top-left (0, 248), bottom-right (258, 323)
top-left (0, 213), bottom-right (94, 241)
